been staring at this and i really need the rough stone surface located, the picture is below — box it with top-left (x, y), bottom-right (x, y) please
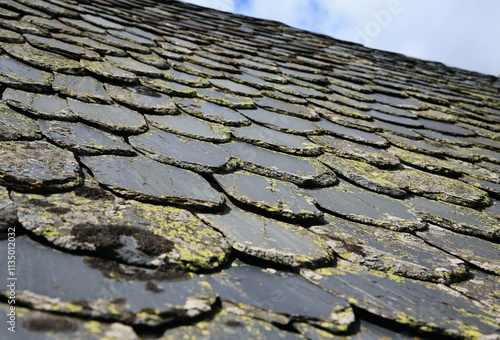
top-left (106, 84), bottom-right (178, 115)
top-left (0, 101), bottom-right (41, 140)
top-left (0, 54), bottom-right (54, 90)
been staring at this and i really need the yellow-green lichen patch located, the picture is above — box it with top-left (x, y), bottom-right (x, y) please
top-left (0, 140), bottom-right (82, 193)
top-left (11, 184), bottom-right (231, 270)
top-left (451, 268), bottom-right (500, 314)
top-left (81, 59), bottom-right (138, 83)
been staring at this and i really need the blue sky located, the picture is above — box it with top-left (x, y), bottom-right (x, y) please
top-left (181, 0), bottom-right (500, 76)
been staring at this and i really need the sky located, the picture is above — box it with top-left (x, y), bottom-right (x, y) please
top-left (180, 0), bottom-right (500, 76)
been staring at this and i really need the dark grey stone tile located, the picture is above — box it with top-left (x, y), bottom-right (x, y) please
top-left (315, 120), bottom-right (389, 147)
top-left (3, 88), bottom-right (74, 120)
top-left (174, 98), bottom-right (250, 126)
top-left (105, 56), bottom-right (166, 77)
top-left (308, 98), bottom-right (372, 120)
top-left (170, 60), bottom-right (224, 78)
top-left (237, 107), bottom-right (319, 135)
top-left (366, 110), bottom-right (423, 128)
top-left (81, 13), bottom-right (125, 30)
top-left (54, 33), bottom-right (127, 56)
top-left (0, 27), bottom-right (23, 42)
top-left (108, 29), bottom-right (155, 46)
top-left (0, 185), bottom-right (16, 232)
top-left (371, 93), bottom-right (427, 110)
top-left (53, 73), bottom-right (111, 104)
top-left (254, 96), bottom-right (318, 120)
top-left (369, 101), bottom-right (418, 117)
top-left (140, 78), bottom-right (197, 97)
top-left (162, 67), bottom-right (211, 87)
top-left (24, 34), bottom-right (100, 60)
top-left (372, 120), bottom-right (422, 139)
top-left (209, 78), bottom-right (261, 96)
top-left (0, 101), bottom-right (41, 140)
top-left (21, 15), bottom-right (81, 34)
top-left (106, 84), bottom-right (178, 114)
top-left (451, 269), bottom-right (500, 313)
top-left (195, 87), bottom-right (255, 109)
top-left (90, 32), bottom-right (151, 54)
top-left (0, 54), bottom-right (54, 91)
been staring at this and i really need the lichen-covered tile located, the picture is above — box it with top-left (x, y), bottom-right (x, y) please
top-left (22, 15), bottom-right (81, 34)
top-left (451, 269), bottom-right (500, 313)
top-left (170, 60), bottom-right (224, 78)
top-left (261, 90), bottom-right (309, 104)
top-left (140, 77), bottom-right (197, 97)
top-left (11, 187), bottom-right (230, 270)
top-left (369, 101), bottom-right (418, 118)
top-left (0, 101), bottom-right (41, 140)
top-left (161, 67), bottom-right (211, 87)
top-left (195, 87), bottom-right (255, 109)
top-left (90, 32), bottom-right (151, 54)
top-left (315, 120), bottom-right (389, 147)
top-left (312, 215), bottom-right (467, 283)
top-left (301, 262), bottom-right (499, 339)
top-left (226, 70), bottom-right (274, 89)
top-left (161, 308), bottom-right (305, 340)
top-left (39, 120), bottom-right (135, 156)
top-left (0, 140), bottom-right (81, 192)
top-left (366, 110), bottom-right (423, 128)
top-left (407, 128), bottom-right (469, 145)
top-left (371, 93), bottom-right (427, 110)
top-left (280, 66), bottom-right (328, 84)
top-left (205, 260), bottom-right (354, 332)
top-left (308, 99), bottom-right (372, 120)
top-left (0, 7), bottom-right (18, 19)
top-left (105, 84), bottom-right (178, 115)
top-left (3, 88), bottom-right (74, 120)
top-left (0, 18), bottom-right (49, 36)
top-left (186, 54), bottom-right (238, 73)
top-left (208, 78), bottom-right (261, 96)
top-left (380, 168), bottom-right (490, 208)
top-left (326, 93), bottom-right (371, 111)
top-left (174, 98), bottom-right (250, 126)
top-left (239, 66), bottom-right (287, 83)
top-left (81, 13), bottom-right (125, 30)
top-left (81, 59), bottom-right (138, 83)
top-left (104, 56), bottom-right (166, 77)
top-left (53, 73), bottom-right (111, 104)
top-left (461, 175), bottom-right (500, 195)
top-left (0, 27), bottom-right (23, 42)
top-left (146, 113), bottom-right (231, 143)
top-left (225, 142), bottom-right (337, 187)
top-left (232, 124), bottom-right (322, 156)
top-left (254, 96), bottom-right (319, 120)
top-left (0, 185), bottom-right (16, 232)
top-left (329, 84), bottom-right (375, 102)
top-left (0, 236), bottom-right (217, 326)
top-left (198, 204), bottom-right (330, 266)
top-left (0, 54), bottom-right (53, 91)
top-left (2, 42), bottom-right (83, 74)
top-left (213, 171), bottom-right (322, 220)
top-left (129, 50), bottom-right (169, 69)
top-left (81, 154), bottom-right (224, 208)
top-left (305, 180), bottom-right (424, 232)
top-left (0, 304), bottom-right (139, 340)
top-left (372, 120), bottom-right (422, 139)
top-left (24, 34), bottom-right (100, 60)
top-left (55, 33), bottom-right (127, 56)
top-left (319, 153), bottom-right (405, 196)
top-left (273, 82), bottom-right (327, 99)
top-left (408, 196), bottom-right (500, 241)
top-left (416, 225), bottom-right (500, 275)
top-left (67, 99), bottom-right (147, 133)
top-left (130, 129), bottom-right (232, 173)
top-left (311, 136), bottom-right (398, 167)
top-left (108, 29), bottom-right (155, 46)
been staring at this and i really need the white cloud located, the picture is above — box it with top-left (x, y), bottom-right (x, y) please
top-left (181, 0), bottom-right (500, 76)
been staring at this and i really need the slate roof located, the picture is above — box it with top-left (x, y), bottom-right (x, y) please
top-left (0, 0), bottom-right (499, 338)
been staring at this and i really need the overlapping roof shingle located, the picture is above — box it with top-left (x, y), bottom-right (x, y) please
top-left (0, 0), bottom-right (499, 338)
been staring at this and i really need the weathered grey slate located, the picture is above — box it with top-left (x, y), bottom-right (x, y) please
top-left (198, 204), bottom-right (331, 267)
top-left (370, 93), bottom-right (427, 110)
top-left (225, 142), bottom-right (337, 187)
top-left (315, 119), bottom-right (389, 147)
top-left (39, 120), bottom-right (135, 155)
top-left (105, 84), bottom-right (178, 114)
top-left (67, 99), bottom-right (147, 133)
top-left (174, 98), bottom-right (251, 126)
top-left (129, 129), bottom-right (233, 173)
top-left (105, 56), bottom-right (164, 77)
top-left (214, 171), bottom-right (323, 220)
top-left (0, 185), bottom-right (16, 232)
top-left (0, 236), bottom-right (217, 326)
top-left (301, 261), bottom-right (499, 339)
top-left (206, 260), bottom-right (354, 331)
top-left (416, 224), bottom-right (500, 275)
top-left (24, 34), bottom-right (101, 60)
top-left (11, 188), bottom-right (230, 270)
top-left (141, 77), bottom-right (198, 97)
top-left (232, 124), bottom-right (322, 156)
top-left (81, 154), bottom-right (224, 208)
top-left (312, 215), bottom-right (467, 283)
top-left (305, 180), bottom-right (424, 232)
top-left (81, 59), bottom-right (138, 83)
top-left (451, 269), bottom-right (500, 313)
top-left (0, 54), bottom-right (54, 91)
top-left (254, 96), bottom-right (319, 120)
top-left (195, 88), bottom-right (255, 109)
top-left (3, 88), bottom-right (75, 120)
top-left (53, 73), bottom-right (111, 104)
top-left (0, 140), bottom-right (81, 192)
top-left (0, 101), bottom-right (41, 140)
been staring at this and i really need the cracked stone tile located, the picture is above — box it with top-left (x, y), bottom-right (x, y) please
top-left (67, 99), bottom-right (147, 133)
top-left (140, 78), bottom-right (197, 97)
top-left (308, 99), bottom-right (372, 120)
top-left (312, 215), bottom-right (467, 283)
top-left (0, 101), bottom-right (41, 140)
top-left (319, 153), bottom-right (405, 196)
top-left (0, 185), bottom-right (16, 232)
top-left (2, 42), bottom-right (83, 74)
top-left (0, 235), bottom-right (217, 326)
top-left (369, 101), bottom-right (418, 118)
top-left (0, 304), bottom-right (139, 340)
top-left (129, 50), bottom-right (169, 69)
top-left (53, 73), bottom-right (111, 104)
top-left (371, 93), bottom-right (427, 110)
top-left (0, 54), bottom-right (53, 91)
top-left (408, 196), bottom-right (500, 241)
top-left (254, 96), bottom-right (319, 120)
top-left (301, 261), bottom-right (499, 339)
top-left (0, 27), bottom-right (23, 42)
top-left (198, 203), bottom-right (330, 267)
top-left (379, 167), bottom-right (490, 208)
top-left (195, 88), bottom-right (255, 109)
top-left (232, 124), bottom-right (322, 156)
top-left (54, 33), bottom-right (127, 56)
top-left (104, 56), bottom-right (166, 77)
top-left (146, 113), bottom-right (232, 143)
top-left (24, 34), bottom-right (101, 60)
top-left (81, 59), bottom-right (138, 83)
top-left (3, 88), bottom-right (74, 120)
top-left (416, 225), bottom-right (500, 275)
top-left (161, 307), bottom-right (305, 340)
top-left (205, 260), bottom-right (354, 332)
top-left (311, 136), bottom-right (398, 167)
top-left (451, 269), bottom-right (500, 313)
top-left (174, 98), bottom-right (250, 126)
top-left (0, 140), bottom-right (81, 192)
top-left (305, 180), bottom-right (424, 232)
top-left (105, 84), bottom-right (178, 115)
top-left (213, 171), bottom-right (322, 220)
top-left (39, 120), bottom-right (135, 156)
top-left (21, 15), bottom-right (81, 35)
top-left (225, 142), bottom-right (337, 187)
top-left (366, 110), bottom-right (423, 128)
top-left (12, 186), bottom-right (230, 270)
top-left (130, 128), bottom-right (233, 173)
top-left (80, 154), bottom-right (223, 208)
